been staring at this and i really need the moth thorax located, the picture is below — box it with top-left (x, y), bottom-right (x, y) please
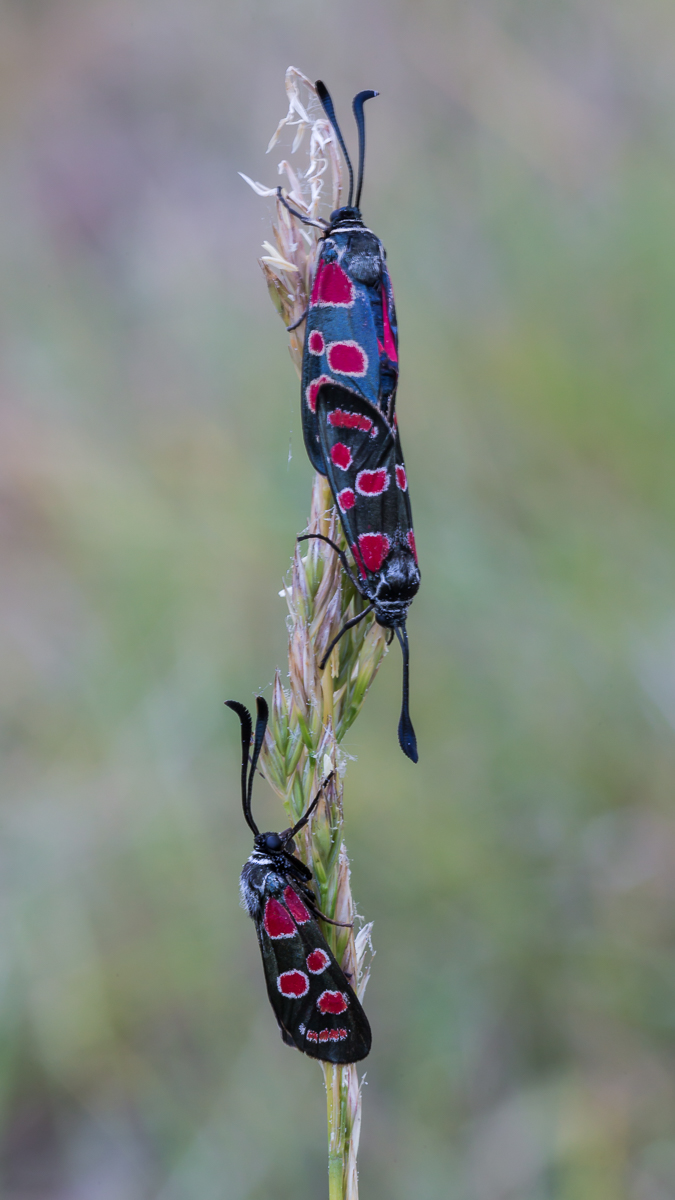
top-left (372, 550), bottom-right (420, 615)
top-left (341, 230), bottom-right (382, 286)
top-left (239, 862), bottom-right (266, 918)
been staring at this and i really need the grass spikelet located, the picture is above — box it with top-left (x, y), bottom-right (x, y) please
top-left (243, 69), bottom-right (386, 1199)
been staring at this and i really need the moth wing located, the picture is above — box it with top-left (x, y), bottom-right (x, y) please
top-left (290, 908), bottom-right (372, 1064)
top-left (393, 422), bottom-right (417, 560)
top-left (316, 384), bottom-right (415, 585)
top-left (378, 265), bottom-right (399, 423)
top-left (381, 265), bottom-right (398, 356)
top-left (255, 884), bottom-right (371, 1064)
top-left (302, 247), bottom-right (396, 472)
top-left (276, 1015), bottom-right (299, 1049)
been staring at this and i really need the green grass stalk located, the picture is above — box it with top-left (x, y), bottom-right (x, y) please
top-left (244, 71), bottom-right (387, 1193)
top-left (260, 472), bottom-right (384, 1199)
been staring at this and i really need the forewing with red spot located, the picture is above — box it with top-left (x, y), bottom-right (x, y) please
top-left (252, 878), bottom-right (371, 1064)
top-left (301, 229), bottom-right (398, 473)
top-left (285, 902), bottom-right (371, 1060)
top-left (316, 384), bottom-right (418, 590)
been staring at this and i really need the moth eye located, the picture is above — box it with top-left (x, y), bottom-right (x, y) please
top-left (264, 832), bottom-right (283, 852)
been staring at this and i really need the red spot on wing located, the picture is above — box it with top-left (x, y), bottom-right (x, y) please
top-left (307, 949), bottom-right (330, 974)
top-left (407, 530), bottom-right (418, 563)
top-left (327, 341), bottom-right (368, 377)
top-left (317, 990), bottom-right (349, 1015)
top-left (338, 488), bottom-right (355, 511)
top-left (356, 468), bottom-right (389, 496)
top-left (307, 1030), bottom-right (318, 1043)
top-left (278, 970), bottom-right (309, 997)
top-left (395, 465), bottom-right (407, 491)
top-left (331, 443), bottom-right (352, 470)
top-left (308, 329), bottom-right (325, 355)
top-left (306, 374), bottom-right (330, 413)
top-left (381, 286), bottom-right (398, 362)
top-left (318, 1029), bottom-right (331, 1042)
top-left (284, 887), bottom-right (311, 924)
top-left (329, 1028), bottom-right (348, 1041)
top-left (311, 262), bottom-right (355, 307)
top-left (328, 409), bottom-right (373, 434)
top-left (264, 898), bottom-right (296, 939)
top-left (357, 532), bottom-right (390, 572)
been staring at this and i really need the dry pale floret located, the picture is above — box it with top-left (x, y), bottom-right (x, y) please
top-left (240, 67), bottom-right (344, 371)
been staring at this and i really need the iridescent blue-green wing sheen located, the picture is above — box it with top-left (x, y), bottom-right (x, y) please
top-left (301, 228), bottom-right (398, 472)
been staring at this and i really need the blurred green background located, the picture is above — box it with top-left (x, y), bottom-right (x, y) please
top-left (3, 0), bottom-right (675, 1196)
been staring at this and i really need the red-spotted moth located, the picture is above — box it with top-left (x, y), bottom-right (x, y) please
top-left (283, 82), bottom-right (420, 762)
top-left (225, 697), bottom-right (371, 1063)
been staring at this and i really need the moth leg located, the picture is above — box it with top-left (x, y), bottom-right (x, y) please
top-left (290, 771), bottom-right (335, 837)
top-left (276, 188), bottom-right (328, 230)
top-left (386, 628), bottom-right (395, 646)
top-left (296, 883), bottom-right (352, 929)
top-left (286, 307), bottom-right (308, 331)
top-left (319, 605), bottom-right (374, 671)
top-left (312, 906), bottom-right (353, 929)
top-left (297, 532), bottom-right (361, 591)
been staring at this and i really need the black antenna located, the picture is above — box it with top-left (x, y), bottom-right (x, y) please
top-left (352, 90), bottom-right (378, 211)
top-left (289, 771), bottom-right (335, 838)
top-left (316, 80), bottom-right (354, 206)
top-left (225, 697), bottom-right (269, 833)
top-left (395, 625), bottom-right (418, 763)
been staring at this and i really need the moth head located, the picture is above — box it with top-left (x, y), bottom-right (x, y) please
top-left (328, 205), bottom-right (364, 229)
top-left (256, 830), bottom-right (284, 854)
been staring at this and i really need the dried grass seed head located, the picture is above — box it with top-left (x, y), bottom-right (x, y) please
top-left (240, 67), bottom-right (344, 362)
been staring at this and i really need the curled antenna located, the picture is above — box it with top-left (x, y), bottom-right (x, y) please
top-left (352, 90), bottom-right (378, 211)
top-left (316, 80), bottom-right (354, 207)
top-left (395, 624), bottom-right (418, 763)
top-left (225, 696), bottom-right (269, 834)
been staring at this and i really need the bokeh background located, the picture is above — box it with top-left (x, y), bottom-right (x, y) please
top-left (3, 1), bottom-right (675, 1196)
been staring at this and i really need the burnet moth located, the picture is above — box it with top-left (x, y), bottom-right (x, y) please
top-left (226, 696), bottom-right (372, 1064)
top-left (284, 82), bottom-right (421, 762)
top-left (297, 83), bottom-right (398, 467)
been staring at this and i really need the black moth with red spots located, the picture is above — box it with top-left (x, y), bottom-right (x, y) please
top-left (300, 83), bottom-right (397, 471)
top-left (297, 83), bottom-right (420, 762)
top-left (301, 384), bottom-right (420, 762)
top-left (225, 697), bottom-right (371, 1064)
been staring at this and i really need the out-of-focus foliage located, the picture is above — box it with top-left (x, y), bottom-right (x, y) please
top-left (2, 1), bottom-right (675, 1196)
